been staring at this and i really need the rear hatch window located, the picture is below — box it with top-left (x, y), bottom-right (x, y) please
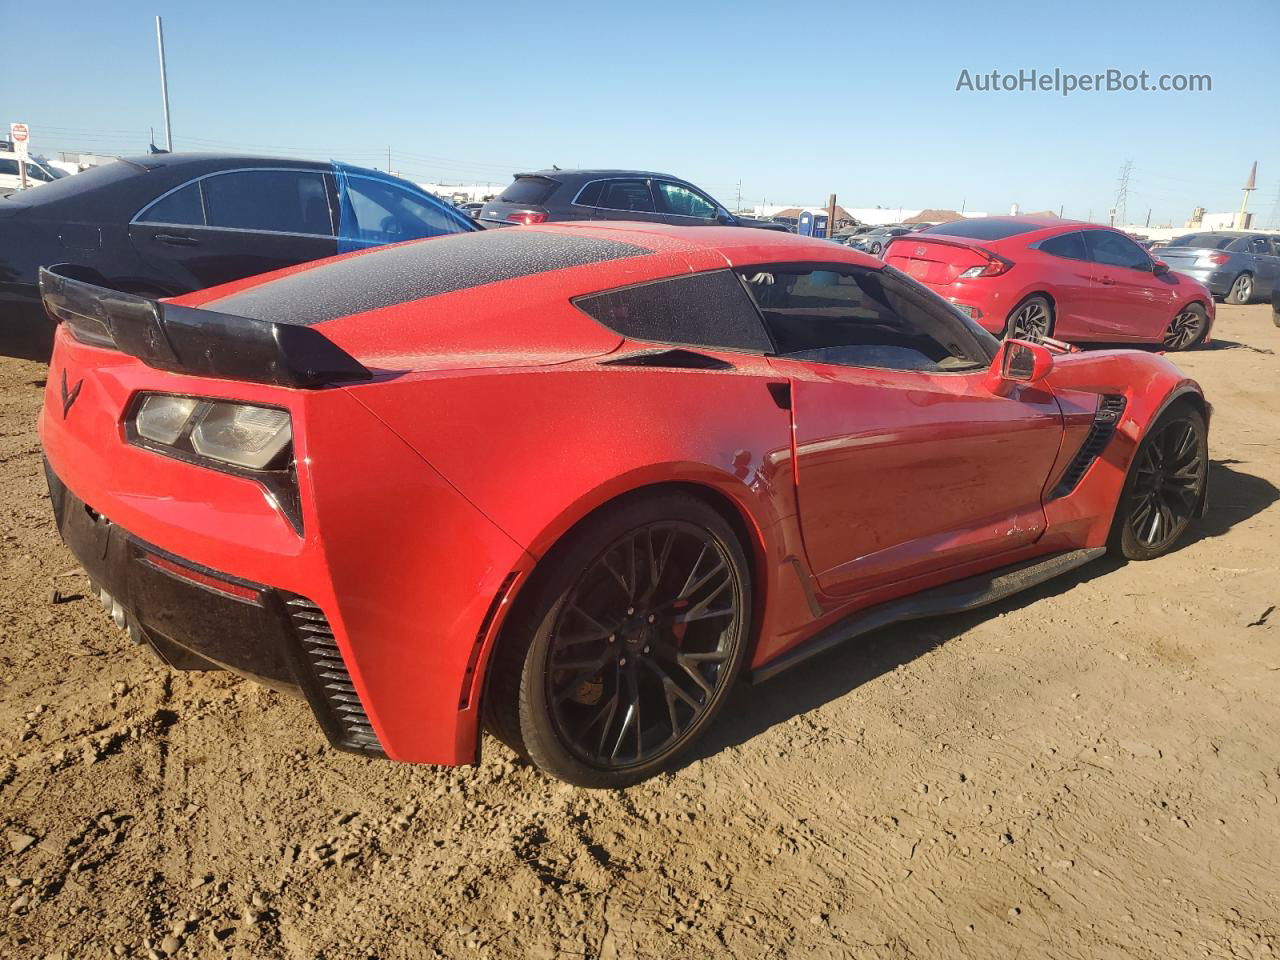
top-left (1167, 233), bottom-right (1235, 249)
top-left (920, 219), bottom-right (1040, 241)
top-left (496, 176), bottom-right (558, 206)
top-left (884, 239), bottom-right (991, 285)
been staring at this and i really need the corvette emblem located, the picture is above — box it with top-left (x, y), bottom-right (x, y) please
top-left (915, 245), bottom-right (926, 256)
top-left (60, 369), bottom-right (83, 419)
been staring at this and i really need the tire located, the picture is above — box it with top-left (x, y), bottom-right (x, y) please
top-left (484, 492), bottom-right (752, 788)
top-left (1162, 302), bottom-right (1209, 351)
top-left (868, 241), bottom-right (882, 256)
top-left (1108, 404), bottom-right (1207, 561)
top-left (1004, 295), bottom-right (1054, 342)
top-left (1225, 272), bottom-right (1253, 305)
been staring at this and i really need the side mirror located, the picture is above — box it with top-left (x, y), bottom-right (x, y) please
top-left (1152, 259), bottom-right (1170, 276)
top-left (715, 212), bottom-right (734, 225)
top-left (985, 339), bottom-right (1053, 395)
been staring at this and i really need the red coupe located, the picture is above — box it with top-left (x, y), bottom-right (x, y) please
top-left (885, 216), bottom-right (1215, 350)
top-left (39, 224), bottom-right (1209, 787)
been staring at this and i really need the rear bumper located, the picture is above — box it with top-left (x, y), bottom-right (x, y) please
top-left (1166, 265), bottom-right (1233, 296)
top-left (45, 461), bottom-right (383, 755)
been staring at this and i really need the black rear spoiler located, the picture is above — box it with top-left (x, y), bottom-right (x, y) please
top-left (38, 266), bottom-right (371, 388)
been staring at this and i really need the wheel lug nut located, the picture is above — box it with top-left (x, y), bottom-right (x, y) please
top-left (626, 607), bottom-right (635, 615)
top-left (608, 634), bottom-right (616, 643)
top-left (647, 614), bottom-right (655, 623)
top-left (643, 646), bottom-right (650, 654)
top-left (619, 657), bottom-right (627, 666)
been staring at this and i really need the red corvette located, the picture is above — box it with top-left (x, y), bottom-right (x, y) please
top-left (885, 216), bottom-right (1215, 350)
top-left (38, 224), bottom-right (1209, 787)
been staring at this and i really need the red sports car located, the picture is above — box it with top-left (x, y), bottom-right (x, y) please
top-left (884, 216), bottom-right (1215, 350)
top-left (39, 224), bottom-right (1209, 787)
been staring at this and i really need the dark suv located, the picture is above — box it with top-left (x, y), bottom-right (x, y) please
top-left (478, 169), bottom-right (787, 231)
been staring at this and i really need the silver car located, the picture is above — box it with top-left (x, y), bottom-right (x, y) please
top-left (1157, 231), bottom-right (1280, 304)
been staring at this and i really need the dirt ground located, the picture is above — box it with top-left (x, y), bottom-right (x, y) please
top-left (1, 305), bottom-right (1277, 960)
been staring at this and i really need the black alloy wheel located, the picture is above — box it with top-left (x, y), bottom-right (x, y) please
top-left (485, 493), bottom-right (751, 788)
top-left (1110, 406), bottom-right (1207, 560)
top-left (1162, 304), bottom-right (1208, 351)
top-left (1006, 296), bottom-right (1053, 341)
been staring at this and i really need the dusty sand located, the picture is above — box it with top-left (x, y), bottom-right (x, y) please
top-left (1, 304), bottom-right (1277, 959)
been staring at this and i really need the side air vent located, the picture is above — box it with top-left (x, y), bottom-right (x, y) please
top-left (1049, 395), bottom-right (1127, 499)
top-left (284, 596), bottom-right (382, 754)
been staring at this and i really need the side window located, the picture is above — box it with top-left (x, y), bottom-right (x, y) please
top-left (0, 159), bottom-right (20, 176)
top-left (1038, 231), bottom-right (1087, 261)
top-left (739, 265), bottom-right (994, 372)
top-left (1085, 230), bottom-right (1152, 271)
top-left (598, 179), bottom-right (655, 213)
top-left (1247, 237), bottom-right (1271, 256)
top-left (203, 170), bottom-right (332, 235)
top-left (573, 270), bottom-right (774, 353)
top-left (24, 164), bottom-right (53, 182)
top-left (137, 182), bottom-right (205, 226)
top-left (654, 181), bottom-right (719, 220)
top-left (341, 176), bottom-right (473, 244)
top-left (573, 180), bottom-right (604, 207)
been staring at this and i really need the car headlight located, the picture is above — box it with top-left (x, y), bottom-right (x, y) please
top-left (130, 394), bottom-right (293, 470)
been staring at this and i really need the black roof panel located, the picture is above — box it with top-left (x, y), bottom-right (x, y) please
top-left (205, 228), bottom-right (652, 324)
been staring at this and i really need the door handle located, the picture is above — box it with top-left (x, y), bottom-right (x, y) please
top-left (154, 233), bottom-right (199, 246)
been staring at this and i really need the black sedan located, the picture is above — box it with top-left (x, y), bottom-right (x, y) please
top-left (478, 169), bottom-right (788, 232)
top-left (0, 153), bottom-right (477, 358)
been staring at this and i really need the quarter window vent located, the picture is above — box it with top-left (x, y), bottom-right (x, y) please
top-left (284, 596), bottom-right (382, 754)
top-left (1050, 395), bottom-right (1127, 499)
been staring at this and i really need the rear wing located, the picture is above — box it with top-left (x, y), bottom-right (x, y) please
top-left (38, 266), bottom-right (370, 388)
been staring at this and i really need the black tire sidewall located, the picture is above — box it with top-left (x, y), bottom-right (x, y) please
top-left (508, 493), bottom-right (753, 788)
top-left (1004, 295), bottom-right (1054, 340)
top-left (1165, 302), bottom-right (1209, 351)
top-left (1226, 273), bottom-right (1252, 305)
top-left (1109, 405), bottom-right (1207, 561)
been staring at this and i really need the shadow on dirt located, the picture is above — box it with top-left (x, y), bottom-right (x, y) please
top-left (680, 459), bottom-right (1278, 770)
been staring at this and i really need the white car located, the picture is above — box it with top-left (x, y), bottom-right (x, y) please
top-left (0, 150), bottom-right (67, 193)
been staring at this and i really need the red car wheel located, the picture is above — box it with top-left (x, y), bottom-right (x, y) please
top-left (1109, 405), bottom-right (1207, 561)
top-left (486, 492), bottom-right (751, 788)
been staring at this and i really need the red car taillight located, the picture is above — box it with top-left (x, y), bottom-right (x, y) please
top-left (506, 212), bottom-right (549, 225)
top-left (958, 255), bottom-right (1013, 279)
top-left (1207, 253), bottom-right (1230, 265)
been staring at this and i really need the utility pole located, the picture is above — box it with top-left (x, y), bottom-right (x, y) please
top-left (826, 193), bottom-right (837, 239)
top-left (1145, 208), bottom-right (1152, 227)
top-left (1114, 159), bottom-right (1132, 228)
top-left (735, 180), bottom-right (742, 213)
top-left (387, 145), bottom-right (392, 174)
top-left (155, 16), bottom-right (173, 151)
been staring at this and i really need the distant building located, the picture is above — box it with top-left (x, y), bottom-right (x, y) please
top-left (418, 182), bottom-right (503, 204)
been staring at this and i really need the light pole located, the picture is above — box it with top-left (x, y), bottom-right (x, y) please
top-left (156, 16), bottom-right (173, 151)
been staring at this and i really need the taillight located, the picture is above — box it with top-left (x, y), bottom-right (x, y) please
top-left (1207, 253), bottom-right (1229, 265)
top-left (959, 255), bottom-right (1013, 279)
top-left (506, 212), bottom-right (548, 225)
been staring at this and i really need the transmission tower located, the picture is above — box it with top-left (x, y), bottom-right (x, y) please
top-left (1114, 160), bottom-right (1133, 227)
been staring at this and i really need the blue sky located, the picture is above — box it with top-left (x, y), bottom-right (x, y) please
top-left (9, 0), bottom-right (1278, 225)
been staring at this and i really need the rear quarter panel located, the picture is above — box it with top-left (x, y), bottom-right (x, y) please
top-left (346, 358), bottom-right (820, 669)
